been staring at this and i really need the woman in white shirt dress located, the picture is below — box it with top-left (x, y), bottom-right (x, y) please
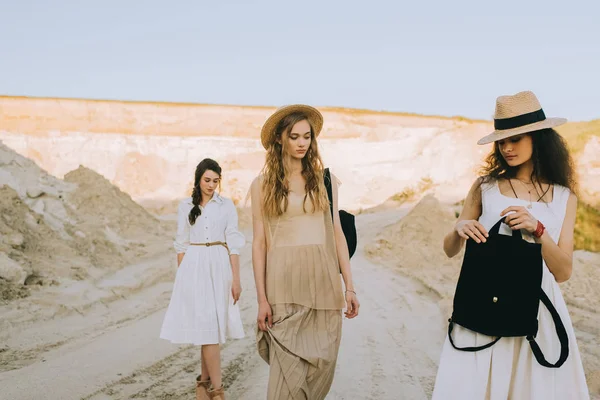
top-left (160, 158), bottom-right (245, 400)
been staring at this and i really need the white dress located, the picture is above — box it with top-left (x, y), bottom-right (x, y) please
top-left (432, 180), bottom-right (590, 400)
top-left (160, 193), bottom-right (246, 345)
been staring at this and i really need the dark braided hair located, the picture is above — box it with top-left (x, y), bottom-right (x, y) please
top-left (189, 158), bottom-right (222, 225)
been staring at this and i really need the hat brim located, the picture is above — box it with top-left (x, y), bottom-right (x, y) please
top-left (261, 105), bottom-right (324, 149)
top-left (477, 117), bottom-right (567, 145)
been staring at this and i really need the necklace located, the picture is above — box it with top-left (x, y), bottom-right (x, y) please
top-left (508, 178), bottom-right (533, 208)
top-left (508, 179), bottom-right (549, 208)
top-left (508, 179), bottom-right (533, 208)
top-left (515, 178), bottom-right (534, 186)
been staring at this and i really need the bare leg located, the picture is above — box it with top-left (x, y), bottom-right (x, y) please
top-left (201, 344), bottom-right (222, 389)
top-left (201, 346), bottom-right (210, 380)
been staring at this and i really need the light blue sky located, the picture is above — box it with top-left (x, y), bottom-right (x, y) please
top-left (1, 0), bottom-right (599, 121)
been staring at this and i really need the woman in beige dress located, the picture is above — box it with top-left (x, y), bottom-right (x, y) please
top-left (250, 104), bottom-right (360, 399)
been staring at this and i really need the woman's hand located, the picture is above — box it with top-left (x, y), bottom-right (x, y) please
top-left (344, 291), bottom-right (360, 319)
top-left (231, 279), bottom-right (242, 305)
top-left (454, 220), bottom-right (489, 243)
top-left (257, 300), bottom-right (273, 331)
top-left (501, 206), bottom-right (538, 233)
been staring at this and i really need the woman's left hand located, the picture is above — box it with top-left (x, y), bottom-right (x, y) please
top-left (500, 206), bottom-right (538, 233)
top-left (344, 291), bottom-right (360, 319)
top-left (232, 279), bottom-right (242, 305)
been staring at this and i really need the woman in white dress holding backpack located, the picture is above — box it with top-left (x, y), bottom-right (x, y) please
top-left (160, 158), bottom-right (245, 400)
top-left (432, 91), bottom-right (589, 399)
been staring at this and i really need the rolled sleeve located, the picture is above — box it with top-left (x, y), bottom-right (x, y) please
top-left (224, 200), bottom-right (245, 255)
top-left (173, 201), bottom-right (191, 254)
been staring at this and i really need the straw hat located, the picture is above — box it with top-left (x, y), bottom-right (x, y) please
top-left (260, 104), bottom-right (324, 150)
top-left (477, 91), bottom-right (567, 145)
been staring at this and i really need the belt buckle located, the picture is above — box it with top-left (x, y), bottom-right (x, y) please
top-left (205, 243), bottom-right (210, 247)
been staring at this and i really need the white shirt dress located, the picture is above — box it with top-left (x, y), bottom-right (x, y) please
top-left (160, 194), bottom-right (246, 345)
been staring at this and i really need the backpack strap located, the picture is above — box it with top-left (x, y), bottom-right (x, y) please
top-left (448, 290), bottom-right (570, 368)
top-left (447, 319), bottom-right (501, 351)
top-left (526, 289), bottom-right (569, 368)
top-left (324, 168), bottom-right (334, 221)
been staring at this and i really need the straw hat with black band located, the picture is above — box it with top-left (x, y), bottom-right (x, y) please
top-left (478, 91), bottom-right (567, 145)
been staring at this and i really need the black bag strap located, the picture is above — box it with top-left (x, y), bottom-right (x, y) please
top-left (526, 289), bottom-right (570, 368)
top-left (448, 289), bottom-right (569, 368)
top-left (324, 168), bottom-right (334, 220)
top-left (447, 319), bottom-right (502, 351)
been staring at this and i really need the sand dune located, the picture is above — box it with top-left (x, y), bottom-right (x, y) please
top-left (0, 142), bottom-right (171, 300)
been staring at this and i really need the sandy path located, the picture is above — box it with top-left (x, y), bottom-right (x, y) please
top-left (0, 208), bottom-right (446, 400)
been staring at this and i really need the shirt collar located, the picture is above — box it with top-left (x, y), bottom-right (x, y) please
top-left (184, 192), bottom-right (223, 206)
top-left (211, 193), bottom-right (224, 204)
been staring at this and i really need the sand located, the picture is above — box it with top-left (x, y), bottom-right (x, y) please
top-left (0, 203), bottom-right (448, 400)
top-left (365, 195), bottom-right (600, 396)
top-left (0, 97), bottom-right (598, 399)
top-left (0, 142), bottom-right (171, 300)
top-left (2, 176), bottom-right (596, 398)
top-left (365, 195), bottom-right (463, 313)
top-left (0, 138), bottom-right (448, 398)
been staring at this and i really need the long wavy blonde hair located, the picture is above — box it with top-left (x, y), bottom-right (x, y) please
top-left (261, 112), bottom-right (329, 218)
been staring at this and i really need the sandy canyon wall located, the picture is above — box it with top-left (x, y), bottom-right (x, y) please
top-left (1, 96), bottom-right (598, 212)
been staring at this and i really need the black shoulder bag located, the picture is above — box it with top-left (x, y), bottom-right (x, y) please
top-left (324, 168), bottom-right (357, 259)
top-left (448, 218), bottom-right (569, 368)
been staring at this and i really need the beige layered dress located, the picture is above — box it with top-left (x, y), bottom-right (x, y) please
top-left (257, 191), bottom-right (345, 400)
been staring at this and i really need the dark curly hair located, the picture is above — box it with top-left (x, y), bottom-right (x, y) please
top-left (479, 128), bottom-right (577, 195)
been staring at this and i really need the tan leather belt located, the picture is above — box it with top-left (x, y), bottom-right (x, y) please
top-left (190, 241), bottom-right (230, 255)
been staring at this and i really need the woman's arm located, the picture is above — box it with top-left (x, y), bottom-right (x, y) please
top-left (174, 201), bottom-right (191, 267)
top-left (503, 193), bottom-right (577, 283)
top-left (539, 193), bottom-right (577, 282)
top-left (443, 178), bottom-right (488, 258)
top-left (250, 178), bottom-right (272, 330)
top-left (229, 253), bottom-right (241, 304)
top-left (330, 172), bottom-right (359, 318)
top-left (250, 180), bottom-right (267, 303)
top-left (225, 200), bottom-right (245, 303)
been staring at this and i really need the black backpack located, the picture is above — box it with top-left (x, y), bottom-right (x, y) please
top-left (448, 218), bottom-right (569, 368)
top-left (324, 168), bottom-right (357, 259)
